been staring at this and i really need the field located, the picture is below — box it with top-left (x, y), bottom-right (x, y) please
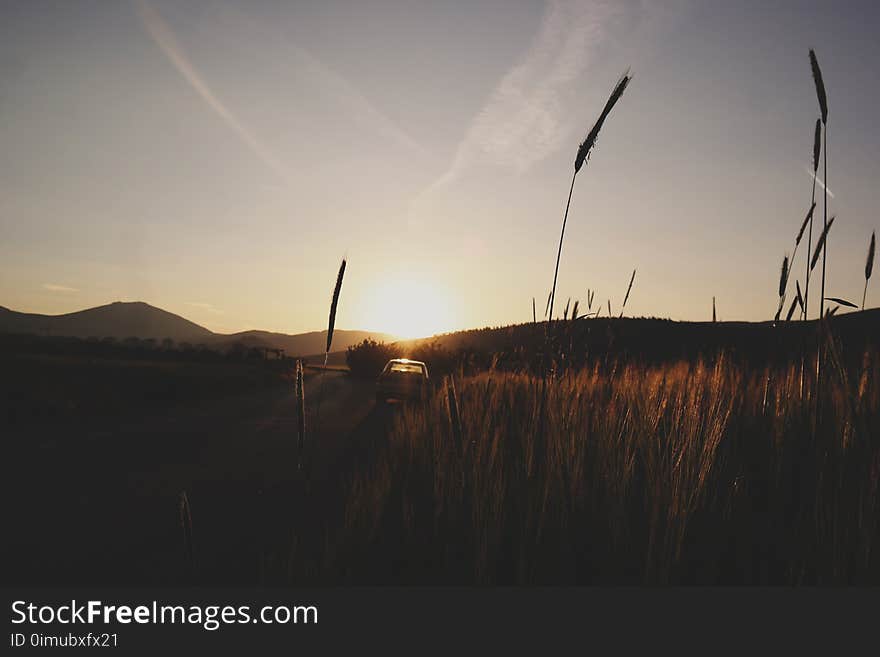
top-left (322, 352), bottom-right (879, 584)
top-left (4, 312), bottom-right (879, 586)
top-left (279, 313), bottom-right (880, 585)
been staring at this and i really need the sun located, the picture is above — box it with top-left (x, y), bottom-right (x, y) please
top-left (358, 276), bottom-right (457, 339)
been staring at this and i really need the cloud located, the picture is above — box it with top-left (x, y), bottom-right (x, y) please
top-left (283, 39), bottom-right (425, 157)
top-left (135, 0), bottom-right (292, 184)
top-left (426, 0), bottom-right (617, 192)
top-left (42, 283), bottom-right (79, 293)
top-left (137, 0), bottom-right (424, 182)
top-left (186, 301), bottom-right (223, 315)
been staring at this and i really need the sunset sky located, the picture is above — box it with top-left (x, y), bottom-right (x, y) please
top-left (1, 0), bottom-right (878, 337)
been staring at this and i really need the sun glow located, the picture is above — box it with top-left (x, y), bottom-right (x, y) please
top-left (357, 276), bottom-right (458, 339)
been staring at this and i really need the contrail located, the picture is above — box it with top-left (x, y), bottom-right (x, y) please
top-left (805, 164), bottom-right (835, 199)
top-left (135, 0), bottom-right (291, 183)
top-left (425, 0), bottom-right (615, 192)
top-left (285, 41), bottom-right (425, 157)
top-left (42, 283), bottom-right (79, 293)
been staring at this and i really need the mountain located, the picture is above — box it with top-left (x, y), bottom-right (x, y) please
top-left (205, 329), bottom-right (395, 356)
top-left (0, 302), bottom-right (212, 342)
top-left (0, 301), bottom-right (395, 356)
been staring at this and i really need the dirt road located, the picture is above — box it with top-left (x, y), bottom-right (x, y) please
top-left (5, 369), bottom-right (394, 585)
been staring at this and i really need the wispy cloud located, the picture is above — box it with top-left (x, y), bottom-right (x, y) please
top-left (186, 301), bottom-right (223, 315)
top-left (205, 3), bottom-right (425, 158)
top-left (137, 0), bottom-right (423, 180)
top-left (285, 40), bottom-right (425, 157)
top-left (426, 0), bottom-right (617, 191)
top-left (42, 283), bottom-right (79, 293)
top-left (135, 0), bottom-right (291, 184)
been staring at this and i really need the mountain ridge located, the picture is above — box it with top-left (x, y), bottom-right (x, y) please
top-left (0, 301), bottom-right (395, 356)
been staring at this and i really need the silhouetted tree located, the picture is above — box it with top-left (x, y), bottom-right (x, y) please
top-left (346, 339), bottom-right (402, 378)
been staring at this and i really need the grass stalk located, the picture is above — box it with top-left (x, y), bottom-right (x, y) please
top-left (619, 269), bottom-right (636, 317)
top-left (547, 72), bottom-right (631, 323)
top-left (864, 231), bottom-right (875, 310)
top-left (804, 120), bottom-right (821, 319)
top-left (775, 254), bottom-right (789, 321)
top-left (295, 359), bottom-right (305, 470)
top-left (809, 49), bottom-right (828, 317)
top-left (316, 258), bottom-right (346, 426)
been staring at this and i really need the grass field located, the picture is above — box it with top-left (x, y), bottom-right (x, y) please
top-left (270, 315), bottom-right (880, 585)
top-left (4, 314), bottom-right (880, 586)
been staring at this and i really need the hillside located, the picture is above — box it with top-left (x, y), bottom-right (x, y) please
top-left (398, 308), bottom-right (880, 366)
top-left (0, 302), bottom-right (394, 356)
top-left (0, 301), bottom-right (212, 342)
top-left (205, 329), bottom-right (396, 356)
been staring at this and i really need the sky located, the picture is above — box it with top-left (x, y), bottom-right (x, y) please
top-left (1, 0), bottom-right (878, 338)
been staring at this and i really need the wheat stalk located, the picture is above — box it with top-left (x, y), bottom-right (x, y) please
top-left (864, 231), bottom-right (875, 310)
top-left (803, 121), bottom-right (821, 319)
top-left (809, 50), bottom-right (830, 317)
top-left (619, 268), bottom-right (636, 317)
top-left (793, 202), bottom-right (815, 268)
top-left (775, 254), bottom-right (789, 321)
top-left (317, 258), bottom-right (346, 426)
top-left (796, 280), bottom-right (805, 317)
top-left (325, 259), bottom-right (346, 366)
top-left (810, 216), bottom-right (835, 272)
top-left (547, 71), bottom-right (631, 323)
top-left (809, 50), bottom-right (828, 125)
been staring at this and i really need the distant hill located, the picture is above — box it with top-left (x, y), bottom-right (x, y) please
top-left (0, 302), bottom-right (395, 356)
top-left (397, 308), bottom-right (880, 366)
top-left (0, 302), bottom-right (212, 342)
top-left (204, 329), bottom-right (396, 356)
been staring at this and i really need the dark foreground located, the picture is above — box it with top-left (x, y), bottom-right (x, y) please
top-left (3, 313), bottom-right (880, 585)
top-left (4, 364), bottom-right (384, 585)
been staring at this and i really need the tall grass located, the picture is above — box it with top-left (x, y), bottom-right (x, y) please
top-left (619, 269), bottom-right (636, 317)
top-left (325, 346), bottom-right (879, 584)
top-left (810, 216), bottom-right (835, 275)
top-left (804, 121), bottom-right (821, 319)
top-left (316, 258), bottom-right (346, 425)
top-left (864, 231), bottom-right (875, 311)
top-left (809, 49), bottom-right (829, 317)
top-left (326, 259), bottom-right (347, 367)
top-left (547, 72), bottom-right (631, 323)
top-left (775, 254), bottom-right (789, 321)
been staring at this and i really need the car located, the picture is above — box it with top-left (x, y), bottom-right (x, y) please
top-left (376, 358), bottom-right (429, 403)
